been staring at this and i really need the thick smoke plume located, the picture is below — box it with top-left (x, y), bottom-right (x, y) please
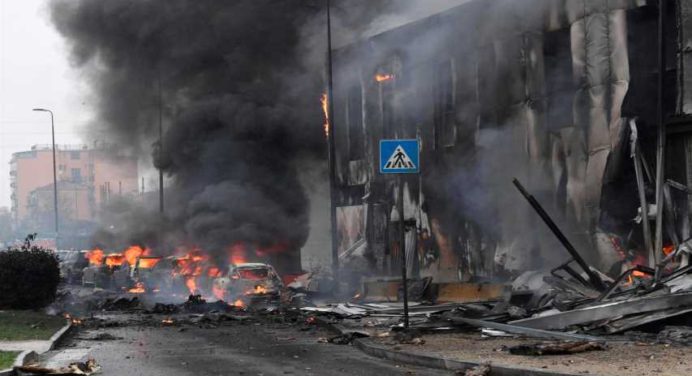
top-left (50, 0), bottom-right (334, 261)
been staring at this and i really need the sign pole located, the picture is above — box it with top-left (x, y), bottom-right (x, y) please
top-left (398, 174), bottom-right (410, 329)
top-left (379, 138), bottom-right (418, 329)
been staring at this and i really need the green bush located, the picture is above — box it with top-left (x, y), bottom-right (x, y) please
top-left (0, 235), bottom-right (60, 309)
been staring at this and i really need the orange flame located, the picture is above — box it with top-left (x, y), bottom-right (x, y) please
top-left (105, 254), bottom-right (125, 267)
top-left (663, 244), bottom-right (675, 256)
top-left (161, 318), bottom-right (174, 325)
top-left (252, 285), bottom-right (268, 295)
top-left (124, 246), bottom-right (148, 266)
top-left (207, 267), bottom-right (222, 278)
top-left (375, 73), bottom-right (394, 82)
top-left (229, 243), bottom-right (247, 265)
top-left (232, 299), bottom-right (246, 309)
top-left (128, 282), bottom-right (146, 294)
top-left (138, 257), bottom-right (161, 269)
top-left (86, 249), bottom-right (104, 266)
top-left (320, 93), bottom-right (329, 138)
top-left (185, 277), bottom-right (197, 294)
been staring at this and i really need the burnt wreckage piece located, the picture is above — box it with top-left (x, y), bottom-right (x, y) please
top-left (512, 178), bottom-right (606, 291)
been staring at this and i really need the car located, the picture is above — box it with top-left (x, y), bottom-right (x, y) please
top-left (56, 250), bottom-right (89, 284)
top-left (212, 263), bottom-right (283, 305)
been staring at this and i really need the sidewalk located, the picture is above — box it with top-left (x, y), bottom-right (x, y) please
top-left (368, 331), bottom-right (692, 376)
top-left (314, 314), bottom-right (692, 376)
top-left (0, 321), bottom-right (71, 373)
top-left (0, 340), bottom-right (53, 353)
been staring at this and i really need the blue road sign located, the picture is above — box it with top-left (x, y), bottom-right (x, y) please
top-left (379, 139), bottom-right (420, 174)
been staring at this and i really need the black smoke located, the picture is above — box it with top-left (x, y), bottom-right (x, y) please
top-left (50, 0), bottom-right (332, 263)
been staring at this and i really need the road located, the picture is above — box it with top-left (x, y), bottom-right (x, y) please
top-left (42, 315), bottom-right (454, 376)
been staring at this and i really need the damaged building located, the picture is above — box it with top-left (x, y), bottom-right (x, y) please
top-left (329, 0), bottom-right (692, 285)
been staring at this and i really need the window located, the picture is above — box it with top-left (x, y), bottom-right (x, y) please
top-left (434, 59), bottom-right (456, 148)
top-left (543, 29), bottom-right (575, 131)
top-left (347, 86), bottom-right (364, 160)
top-left (71, 168), bottom-right (82, 183)
top-left (382, 80), bottom-right (395, 138)
top-left (70, 151), bottom-right (81, 160)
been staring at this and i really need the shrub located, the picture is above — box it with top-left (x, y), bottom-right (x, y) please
top-left (0, 235), bottom-right (60, 309)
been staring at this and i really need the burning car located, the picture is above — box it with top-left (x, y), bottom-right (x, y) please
top-left (56, 250), bottom-right (89, 284)
top-left (212, 263), bottom-right (283, 305)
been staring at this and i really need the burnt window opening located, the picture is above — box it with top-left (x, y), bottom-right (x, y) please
top-left (381, 80), bottom-right (396, 138)
top-left (434, 59), bottom-right (456, 148)
top-left (543, 28), bottom-right (575, 131)
top-left (347, 85), bottom-right (364, 160)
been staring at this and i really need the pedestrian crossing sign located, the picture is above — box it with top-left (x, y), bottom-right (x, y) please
top-left (379, 139), bottom-right (419, 174)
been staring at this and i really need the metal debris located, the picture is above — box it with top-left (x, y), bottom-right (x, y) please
top-left (508, 341), bottom-right (607, 356)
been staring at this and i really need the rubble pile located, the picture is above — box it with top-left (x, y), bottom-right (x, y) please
top-left (15, 359), bottom-right (101, 376)
top-left (300, 180), bottom-right (692, 348)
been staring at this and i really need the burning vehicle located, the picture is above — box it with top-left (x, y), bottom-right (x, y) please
top-left (56, 250), bottom-right (89, 284)
top-left (212, 263), bottom-right (283, 306)
top-left (81, 247), bottom-right (154, 291)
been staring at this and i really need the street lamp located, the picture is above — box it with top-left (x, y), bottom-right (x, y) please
top-left (32, 108), bottom-right (59, 242)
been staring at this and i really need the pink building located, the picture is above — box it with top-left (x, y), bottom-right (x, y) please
top-left (10, 145), bottom-right (139, 225)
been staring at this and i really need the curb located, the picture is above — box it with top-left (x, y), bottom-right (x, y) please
top-left (0, 321), bottom-right (73, 375)
top-left (47, 322), bottom-right (73, 352)
top-left (352, 338), bottom-right (584, 376)
top-left (311, 316), bottom-right (584, 376)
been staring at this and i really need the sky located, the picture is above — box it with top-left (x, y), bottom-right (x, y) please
top-left (0, 0), bottom-right (90, 208)
top-left (0, 0), bottom-right (473, 211)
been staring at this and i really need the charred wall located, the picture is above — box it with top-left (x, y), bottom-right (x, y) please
top-left (330, 0), bottom-right (676, 283)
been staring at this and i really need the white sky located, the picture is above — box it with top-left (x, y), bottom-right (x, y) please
top-left (0, 0), bottom-right (91, 208)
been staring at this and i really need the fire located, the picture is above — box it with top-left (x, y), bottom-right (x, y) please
top-left (320, 93), bottom-right (329, 138)
top-left (138, 257), bottom-right (161, 269)
top-left (232, 299), bottom-right (246, 309)
top-left (105, 254), bottom-right (125, 267)
top-left (64, 313), bottom-right (82, 325)
top-left (229, 243), bottom-right (247, 265)
top-left (86, 246), bottom-right (151, 268)
top-left (632, 270), bottom-right (647, 278)
top-left (128, 282), bottom-right (146, 294)
top-left (251, 285), bottom-right (268, 295)
top-left (86, 249), bottom-right (104, 265)
top-left (207, 267), bottom-right (222, 278)
top-left (161, 318), bottom-right (174, 326)
top-left (663, 244), bottom-right (675, 256)
top-left (124, 246), bottom-right (149, 266)
top-left (185, 277), bottom-right (197, 294)
top-left (375, 73), bottom-right (394, 82)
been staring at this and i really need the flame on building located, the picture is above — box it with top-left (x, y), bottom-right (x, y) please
top-left (320, 93), bottom-right (329, 138)
top-left (375, 73), bottom-right (394, 82)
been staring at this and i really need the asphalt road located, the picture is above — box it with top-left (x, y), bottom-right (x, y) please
top-left (43, 316), bottom-right (454, 376)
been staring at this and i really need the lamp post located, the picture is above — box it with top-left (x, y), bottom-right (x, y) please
top-left (32, 108), bottom-right (59, 242)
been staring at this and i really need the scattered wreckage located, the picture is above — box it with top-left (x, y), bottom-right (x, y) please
top-left (15, 359), bottom-right (101, 376)
top-left (299, 179), bottom-right (692, 351)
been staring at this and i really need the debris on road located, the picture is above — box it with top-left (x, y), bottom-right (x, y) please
top-left (507, 341), bottom-right (607, 356)
top-left (15, 358), bottom-right (101, 375)
top-left (459, 363), bottom-right (491, 376)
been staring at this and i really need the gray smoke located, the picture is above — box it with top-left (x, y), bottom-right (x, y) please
top-left (50, 0), bottom-right (337, 262)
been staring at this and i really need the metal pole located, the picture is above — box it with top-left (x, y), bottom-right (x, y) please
top-left (629, 120), bottom-right (654, 262)
top-left (50, 111), bottom-right (59, 240)
top-left (654, 0), bottom-right (667, 270)
top-left (326, 0), bottom-right (340, 286)
top-left (398, 175), bottom-right (409, 328)
top-left (513, 178), bottom-right (606, 291)
top-left (158, 72), bottom-right (164, 214)
top-left (33, 108), bottom-right (59, 242)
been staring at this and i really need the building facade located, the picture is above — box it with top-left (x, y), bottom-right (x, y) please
top-left (330, 0), bottom-right (692, 283)
top-left (10, 144), bottom-right (139, 237)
